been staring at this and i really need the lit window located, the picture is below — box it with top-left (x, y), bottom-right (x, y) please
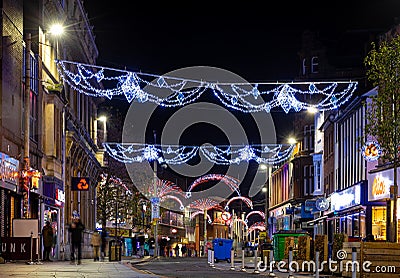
top-left (311, 56), bottom-right (319, 73)
top-left (302, 58), bottom-right (307, 75)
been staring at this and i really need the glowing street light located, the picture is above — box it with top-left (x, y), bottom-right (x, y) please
top-left (49, 23), bottom-right (64, 36)
top-left (288, 137), bottom-right (297, 145)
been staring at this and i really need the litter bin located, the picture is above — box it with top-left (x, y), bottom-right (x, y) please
top-left (212, 238), bottom-right (233, 263)
top-left (109, 240), bottom-right (122, 261)
top-left (272, 231), bottom-right (308, 261)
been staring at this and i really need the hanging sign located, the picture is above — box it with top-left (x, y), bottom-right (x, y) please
top-left (151, 197), bottom-right (160, 220)
top-left (71, 177), bottom-right (90, 191)
top-left (315, 197), bottom-right (330, 211)
top-left (362, 141), bottom-right (381, 161)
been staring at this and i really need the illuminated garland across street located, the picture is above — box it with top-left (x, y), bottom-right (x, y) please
top-left (186, 174), bottom-right (241, 198)
top-left (103, 143), bottom-right (294, 165)
top-left (56, 60), bottom-right (357, 113)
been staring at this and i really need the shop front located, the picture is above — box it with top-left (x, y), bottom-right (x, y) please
top-left (367, 167), bottom-right (400, 242)
top-left (329, 181), bottom-right (367, 240)
top-left (269, 203), bottom-right (292, 234)
top-left (42, 176), bottom-right (65, 260)
top-left (0, 153), bottom-right (21, 237)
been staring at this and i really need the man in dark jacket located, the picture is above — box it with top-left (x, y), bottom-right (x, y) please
top-left (42, 221), bottom-right (53, 261)
top-left (68, 217), bottom-right (85, 264)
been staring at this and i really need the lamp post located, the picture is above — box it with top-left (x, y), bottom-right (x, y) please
top-left (204, 208), bottom-right (207, 257)
top-left (22, 32), bottom-right (31, 218)
top-left (152, 130), bottom-right (159, 257)
top-left (259, 164), bottom-right (271, 240)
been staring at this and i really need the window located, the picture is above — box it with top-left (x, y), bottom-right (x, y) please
top-left (302, 58), bottom-right (308, 75)
top-left (311, 56), bottom-right (319, 73)
top-left (303, 125), bottom-right (315, 151)
top-left (304, 165), bottom-right (308, 195)
top-left (315, 160), bottom-right (321, 190)
top-left (22, 49), bottom-right (39, 142)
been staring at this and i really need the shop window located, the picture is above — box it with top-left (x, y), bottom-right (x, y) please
top-left (372, 206), bottom-right (386, 240)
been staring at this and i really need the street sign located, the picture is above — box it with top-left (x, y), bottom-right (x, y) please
top-left (315, 197), bottom-right (330, 211)
top-left (151, 197), bottom-right (160, 220)
top-left (259, 231), bottom-right (267, 239)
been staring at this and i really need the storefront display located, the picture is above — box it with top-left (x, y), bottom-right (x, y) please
top-left (368, 167), bottom-right (400, 242)
top-left (329, 182), bottom-right (367, 239)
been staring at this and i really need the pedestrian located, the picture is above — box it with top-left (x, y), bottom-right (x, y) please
top-left (68, 214), bottom-right (85, 264)
top-left (101, 231), bottom-right (107, 261)
top-left (42, 221), bottom-right (53, 261)
top-left (181, 244), bottom-right (187, 257)
top-left (90, 231), bottom-right (101, 261)
top-left (174, 244), bottom-right (180, 257)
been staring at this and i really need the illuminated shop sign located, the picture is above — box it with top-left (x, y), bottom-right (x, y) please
top-left (368, 168), bottom-right (400, 201)
top-left (331, 184), bottom-right (361, 211)
top-left (0, 153), bottom-right (19, 186)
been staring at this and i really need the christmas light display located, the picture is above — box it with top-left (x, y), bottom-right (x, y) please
top-left (103, 143), bottom-right (294, 165)
top-left (247, 222), bottom-right (266, 234)
top-left (225, 196), bottom-right (253, 210)
top-left (148, 179), bottom-right (185, 198)
top-left (189, 198), bottom-right (221, 211)
top-left (56, 60), bottom-right (357, 113)
top-left (185, 174), bottom-right (241, 198)
top-left (160, 195), bottom-right (185, 211)
top-left (190, 210), bottom-right (212, 224)
top-left (245, 211), bottom-right (265, 223)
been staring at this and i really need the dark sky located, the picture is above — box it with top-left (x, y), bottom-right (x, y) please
top-left (83, 1), bottom-right (400, 81)
top-left (82, 1), bottom-right (400, 196)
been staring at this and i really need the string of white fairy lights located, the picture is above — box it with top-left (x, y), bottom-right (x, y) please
top-left (55, 60), bottom-right (357, 113)
top-left (103, 143), bottom-right (295, 165)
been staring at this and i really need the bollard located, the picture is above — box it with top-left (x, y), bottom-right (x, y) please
top-left (288, 247), bottom-right (294, 278)
top-left (241, 246), bottom-right (246, 271)
top-left (230, 248), bottom-right (235, 270)
top-left (253, 246), bottom-right (259, 274)
top-left (269, 248), bottom-right (276, 277)
top-left (352, 247), bottom-right (357, 278)
top-left (210, 249), bottom-right (215, 268)
top-left (315, 251), bottom-right (320, 278)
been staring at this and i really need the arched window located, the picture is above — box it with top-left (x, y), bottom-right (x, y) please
top-left (302, 58), bottom-right (307, 75)
top-left (311, 56), bottom-right (319, 73)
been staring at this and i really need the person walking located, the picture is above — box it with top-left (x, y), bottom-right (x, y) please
top-left (100, 231), bottom-right (107, 261)
top-left (68, 214), bottom-right (85, 264)
top-left (181, 244), bottom-right (187, 257)
top-left (174, 244), bottom-right (180, 257)
top-left (90, 231), bottom-right (101, 261)
top-left (42, 221), bottom-right (53, 261)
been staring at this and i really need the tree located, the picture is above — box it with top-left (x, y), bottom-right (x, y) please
top-left (364, 34), bottom-right (400, 242)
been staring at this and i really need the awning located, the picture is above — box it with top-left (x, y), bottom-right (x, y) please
top-left (306, 215), bottom-right (328, 225)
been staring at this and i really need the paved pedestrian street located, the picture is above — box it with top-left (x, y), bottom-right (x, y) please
top-left (0, 259), bottom-right (159, 278)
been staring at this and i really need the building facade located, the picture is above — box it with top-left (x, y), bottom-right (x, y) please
top-left (0, 0), bottom-right (103, 260)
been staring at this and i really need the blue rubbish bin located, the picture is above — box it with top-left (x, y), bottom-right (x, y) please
top-left (212, 238), bottom-right (233, 263)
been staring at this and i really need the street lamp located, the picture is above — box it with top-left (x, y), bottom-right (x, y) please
top-left (48, 24), bottom-right (64, 36)
top-left (259, 163), bottom-right (270, 241)
top-left (97, 116), bottom-right (107, 148)
top-left (152, 130), bottom-right (159, 257)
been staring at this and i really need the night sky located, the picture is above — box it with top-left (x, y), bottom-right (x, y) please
top-left (82, 1), bottom-right (400, 196)
top-left (83, 1), bottom-right (400, 81)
